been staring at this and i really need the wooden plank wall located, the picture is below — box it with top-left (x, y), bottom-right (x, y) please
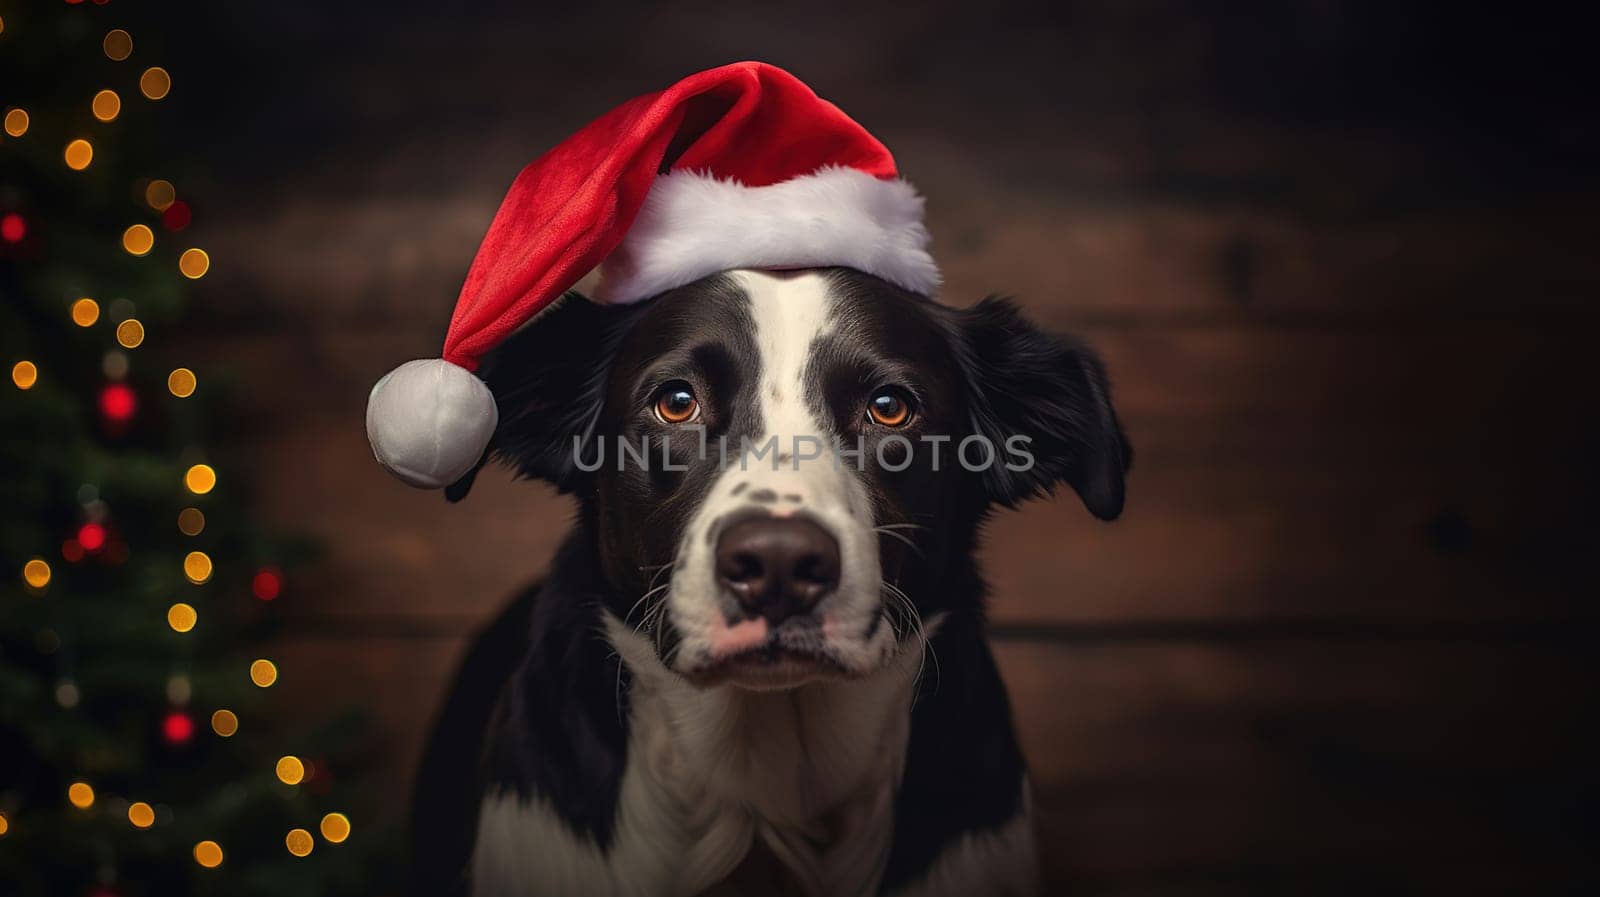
top-left (170, 3), bottom-right (1599, 893)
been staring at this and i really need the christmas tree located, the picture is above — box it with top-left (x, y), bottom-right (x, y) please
top-left (2, 5), bottom-right (389, 895)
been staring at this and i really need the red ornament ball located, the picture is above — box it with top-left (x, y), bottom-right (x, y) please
top-left (251, 568), bottom-right (283, 601)
top-left (99, 383), bottom-right (138, 423)
top-left (1, 213), bottom-right (24, 243)
top-left (162, 710), bottom-right (194, 744)
top-left (162, 200), bottom-right (192, 231)
top-left (77, 523), bottom-right (107, 552)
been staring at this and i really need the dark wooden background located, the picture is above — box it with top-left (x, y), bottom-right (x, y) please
top-left (151, 1), bottom-right (1600, 893)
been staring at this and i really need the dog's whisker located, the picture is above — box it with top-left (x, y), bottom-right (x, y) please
top-left (873, 526), bottom-right (921, 555)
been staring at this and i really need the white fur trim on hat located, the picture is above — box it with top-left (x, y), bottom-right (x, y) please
top-left (366, 358), bottom-right (498, 489)
top-left (594, 166), bottom-right (939, 303)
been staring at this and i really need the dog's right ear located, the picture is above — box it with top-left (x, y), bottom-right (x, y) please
top-left (444, 294), bottom-right (639, 502)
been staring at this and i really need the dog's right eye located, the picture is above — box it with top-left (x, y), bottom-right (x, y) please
top-left (653, 382), bottom-right (700, 424)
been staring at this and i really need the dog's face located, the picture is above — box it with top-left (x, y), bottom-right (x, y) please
top-left (458, 268), bottom-right (1129, 690)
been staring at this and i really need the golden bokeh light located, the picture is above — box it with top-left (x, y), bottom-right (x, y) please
top-left (71, 298), bottom-right (101, 327)
top-left (183, 551), bottom-right (213, 584)
top-left (128, 801), bottom-right (155, 829)
top-left (140, 67), bottom-right (172, 101)
top-left (64, 139), bottom-right (94, 171)
top-left (185, 463), bottom-right (217, 494)
top-left (145, 179), bottom-right (176, 211)
top-left (0, 811), bottom-right (8, 837)
top-left (275, 755), bottom-right (305, 785)
top-left (122, 223), bottom-right (155, 256)
top-left (116, 318), bottom-right (145, 349)
top-left (11, 360), bottom-right (38, 390)
top-left (92, 89), bottom-right (122, 122)
top-left (250, 659), bottom-right (278, 688)
top-left (178, 248), bottom-right (210, 279)
top-left (285, 828), bottom-right (314, 857)
top-left (23, 558), bottom-right (51, 589)
top-left (320, 812), bottom-right (351, 844)
top-left (68, 782), bottom-right (95, 809)
top-left (211, 709), bottom-right (239, 737)
top-left (168, 602), bottom-right (198, 633)
top-left (178, 506), bottom-right (206, 535)
top-left (3, 108), bottom-right (27, 138)
top-left (193, 840), bottom-right (224, 868)
top-left (169, 367), bottom-right (198, 397)
top-left (103, 29), bottom-right (134, 61)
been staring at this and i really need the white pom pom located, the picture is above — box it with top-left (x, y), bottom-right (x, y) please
top-left (366, 359), bottom-right (498, 489)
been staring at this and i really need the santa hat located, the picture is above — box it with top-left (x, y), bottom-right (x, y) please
top-left (366, 61), bottom-right (939, 489)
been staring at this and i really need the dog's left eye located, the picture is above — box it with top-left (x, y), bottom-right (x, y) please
top-left (653, 382), bottom-right (701, 424)
top-left (866, 389), bottom-right (913, 427)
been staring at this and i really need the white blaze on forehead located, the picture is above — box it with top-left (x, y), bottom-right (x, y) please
top-left (732, 269), bottom-right (835, 446)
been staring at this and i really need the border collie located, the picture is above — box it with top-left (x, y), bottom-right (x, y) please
top-left (411, 267), bottom-right (1129, 896)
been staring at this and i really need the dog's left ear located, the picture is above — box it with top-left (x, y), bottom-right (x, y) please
top-left (950, 297), bottom-right (1131, 520)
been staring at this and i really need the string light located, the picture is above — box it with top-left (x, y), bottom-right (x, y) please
top-left (92, 89), bottom-right (121, 122)
top-left (320, 812), bottom-right (351, 844)
top-left (122, 224), bottom-right (154, 255)
top-left (103, 29), bottom-right (133, 61)
top-left (286, 828), bottom-right (314, 857)
top-left (167, 602), bottom-right (198, 633)
top-left (116, 318), bottom-right (145, 348)
top-left (128, 802), bottom-right (155, 828)
top-left (23, 558), bottom-right (51, 589)
top-left (193, 841), bottom-right (224, 868)
top-left (11, 360), bottom-right (38, 390)
top-left (183, 551), bottom-right (213, 584)
top-left (145, 179), bottom-right (176, 211)
top-left (275, 755), bottom-right (305, 785)
top-left (210, 709), bottom-right (239, 737)
top-left (177, 507), bottom-right (206, 535)
top-left (250, 659), bottom-right (278, 688)
top-left (185, 464), bottom-right (216, 494)
top-left (3, 108), bottom-right (27, 137)
top-left (68, 782), bottom-right (95, 810)
top-left (71, 298), bottom-right (101, 327)
top-left (64, 139), bottom-right (94, 171)
top-left (178, 248), bottom-right (210, 279)
top-left (140, 67), bottom-right (172, 101)
top-left (168, 367), bottom-right (197, 397)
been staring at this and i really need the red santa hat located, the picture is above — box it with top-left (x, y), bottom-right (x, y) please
top-left (366, 61), bottom-right (939, 488)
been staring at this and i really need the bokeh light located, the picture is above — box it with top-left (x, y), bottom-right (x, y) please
top-left (168, 367), bottom-right (197, 397)
top-left (211, 709), bottom-right (238, 737)
top-left (250, 659), bottom-right (277, 688)
top-left (77, 523), bottom-right (106, 552)
top-left (252, 568), bottom-right (282, 601)
top-left (145, 179), bottom-right (176, 211)
top-left (68, 782), bottom-right (95, 809)
top-left (162, 710), bottom-right (195, 744)
top-left (122, 223), bottom-right (154, 256)
top-left (183, 550), bottom-right (213, 584)
top-left (185, 464), bottom-right (216, 494)
top-left (3, 108), bottom-right (27, 137)
top-left (128, 801), bottom-right (155, 828)
top-left (23, 558), bottom-right (51, 589)
top-left (275, 755), bottom-right (305, 785)
top-left (285, 828), bottom-right (314, 857)
top-left (320, 812), bottom-right (351, 844)
top-left (64, 139), bottom-right (93, 170)
top-left (178, 248), bottom-right (210, 279)
top-left (167, 602), bottom-right (198, 633)
top-left (178, 506), bottom-right (206, 535)
top-left (92, 89), bottom-right (121, 122)
top-left (162, 200), bottom-right (192, 231)
top-left (115, 318), bottom-right (145, 348)
top-left (193, 840), bottom-right (224, 868)
top-left (71, 298), bottom-right (100, 327)
top-left (11, 361), bottom-right (37, 390)
top-left (103, 29), bottom-right (133, 61)
top-left (0, 812), bottom-right (9, 837)
top-left (99, 383), bottom-right (138, 422)
top-left (140, 67), bottom-right (172, 101)
top-left (1, 212), bottom-right (23, 242)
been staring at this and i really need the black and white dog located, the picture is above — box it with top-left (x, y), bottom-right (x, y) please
top-left (411, 267), bottom-right (1129, 896)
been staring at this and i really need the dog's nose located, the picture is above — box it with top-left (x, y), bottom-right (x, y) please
top-left (715, 516), bottom-right (840, 625)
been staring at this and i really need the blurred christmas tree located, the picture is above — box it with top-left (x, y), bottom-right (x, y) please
top-left (1, 5), bottom-right (389, 895)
